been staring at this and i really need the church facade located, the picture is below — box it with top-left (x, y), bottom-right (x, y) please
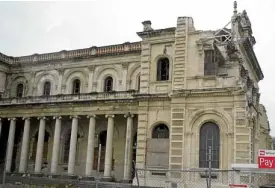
top-left (0, 3), bottom-right (272, 185)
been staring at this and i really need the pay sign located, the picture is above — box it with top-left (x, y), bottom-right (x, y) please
top-left (258, 150), bottom-right (275, 169)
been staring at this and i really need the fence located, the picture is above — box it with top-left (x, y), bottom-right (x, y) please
top-left (134, 168), bottom-right (275, 188)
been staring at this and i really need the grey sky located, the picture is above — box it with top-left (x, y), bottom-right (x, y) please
top-left (0, 0), bottom-right (274, 135)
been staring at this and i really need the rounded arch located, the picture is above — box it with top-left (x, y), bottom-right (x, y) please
top-left (188, 108), bottom-right (232, 133)
top-left (60, 123), bottom-right (85, 139)
top-left (35, 71), bottom-right (58, 96)
top-left (149, 121), bottom-right (170, 139)
top-left (155, 54), bottom-right (172, 81)
top-left (95, 122), bottom-right (119, 141)
top-left (127, 64), bottom-right (140, 90)
top-left (151, 123), bottom-right (169, 138)
top-left (94, 67), bottom-right (120, 92)
top-left (103, 76), bottom-right (113, 92)
top-left (63, 70), bottom-right (88, 94)
top-left (10, 76), bottom-right (28, 97)
top-left (30, 124), bottom-right (53, 139)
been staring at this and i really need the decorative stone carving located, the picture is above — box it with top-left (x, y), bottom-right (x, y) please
top-left (88, 65), bottom-right (95, 71)
top-left (122, 62), bottom-right (129, 69)
top-left (226, 132), bottom-right (234, 137)
top-left (58, 69), bottom-right (65, 75)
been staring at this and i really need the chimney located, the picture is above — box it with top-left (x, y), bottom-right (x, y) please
top-left (142, 20), bottom-right (153, 31)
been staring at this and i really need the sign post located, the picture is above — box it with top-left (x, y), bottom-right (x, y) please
top-left (258, 150), bottom-right (275, 169)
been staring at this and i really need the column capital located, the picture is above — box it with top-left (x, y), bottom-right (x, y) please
top-left (22, 117), bottom-right (31, 120)
top-left (70, 115), bottom-right (79, 119)
top-left (8, 118), bottom-right (16, 121)
top-left (124, 112), bottom-right (134, 118)
top-left (53, 116), bottom-right (62, 120)
top-left (87, 114), bottom-right (96, 119)
top-left (37, 116), bottom-right (47, 120)
top-left (105, 114), bottom-right (115, 118)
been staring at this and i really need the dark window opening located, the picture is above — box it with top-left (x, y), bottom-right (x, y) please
top-left (72, 79), bottom-right (81, 94)
top-left (204, 46), bottom-right (224, 76)
top-left (43, 81), bottom-right (51, 96)
top-left (104, 77), bottom-right (113, 92)
top-left (199, 122), bottom-right (220, 169)
top-left (16, 83), bottom-right (24, 98)
top-left (152, 124), bottom-right (169, 138)
top-left (137, 76), bottom-right (140, 91)
top-left (157, 58), bottom-right (169, 81)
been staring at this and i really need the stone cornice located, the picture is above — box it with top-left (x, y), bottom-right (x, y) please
top-left (171, 87), bottom-right (244, 97)
top-left (137, 27), bottom-right (176, 39)
top-left (241, 38), bottom-right (264, 81)
top-left (0, 42), bottom-right (141, 65)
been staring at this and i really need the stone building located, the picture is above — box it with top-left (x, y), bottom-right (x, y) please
top-left (0, 2), bottom-right (272, 186)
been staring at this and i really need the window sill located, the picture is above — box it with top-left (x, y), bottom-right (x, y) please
top-left (151, 80), bottom-right (172, 84)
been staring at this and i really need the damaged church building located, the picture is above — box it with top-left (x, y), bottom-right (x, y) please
top-left (0, 2), bottom-right (272, 187)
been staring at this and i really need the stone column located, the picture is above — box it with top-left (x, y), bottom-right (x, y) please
top-left (68, 116), bottom-right (79, 175)
top-left (6, 118), bottom-right (16, 172)
top-left (19, 117), bottom-right (31, 173)
top-left (103, 114), bottom-right (115, 181)
top-left (123, 113), bottom-right (134, 182)
top-left (34, 117), bottom-right (46, 174)
top-left (85, 115), bottom-right (96, 178)
top-left (50, 116), bottom-right (62, 174)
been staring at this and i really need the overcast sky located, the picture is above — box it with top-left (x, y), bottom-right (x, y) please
top-left (0, 0), bottom-right (274, 135)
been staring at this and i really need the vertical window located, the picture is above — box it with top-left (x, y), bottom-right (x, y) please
top-left (152, 124), bottom-right (169, 139)
top-left (16, 83), bottom-right (24, 98)
top-left (137, 76), bottom-right (140, 91)
top-left (63, 131), bottom-right (71, 163)
top-left (199, 122), bottom-right (220, 168)
top-left (43, 81), bottom-right (51, 96)
top-left (72, 79), bottom-right (81, 94)
top-left (157, 58), bottom-right (169, 81)
top-left (104, 76), bottom-right (113, 92)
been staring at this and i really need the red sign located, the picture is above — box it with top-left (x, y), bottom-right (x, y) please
top-left (258, 150), bottom-right (275, 169)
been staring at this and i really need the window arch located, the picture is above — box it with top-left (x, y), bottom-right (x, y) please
top-left (157, 58), bottom-right (169, 81)
top-left (152, 124), bottom-right (169, 138)
top-left (199, 122), bottom-right (220, 169)
top-left (104, 76), bottom-right (113, 92)
top-left (72, 79), bottom-right (81, 94)
top-left (16, 83), bottom-right (24, 98)
top-left (43, 81), bottom-right (51, 96)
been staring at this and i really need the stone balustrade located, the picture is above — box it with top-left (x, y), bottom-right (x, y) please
top-left (0, 90), bottom-right (138, 105)
top-left (0, 42), bottom-right (141, 64)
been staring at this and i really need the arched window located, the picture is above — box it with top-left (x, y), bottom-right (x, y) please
top-left (199, 122), bottom-right (220, 169)
top-left (152, 124), bottom-right (169, 138)
top-left (157, 58), bottom-right (169, 81)
top-left (43, 81), bottom-right (51, 96)
top-left (72, 79), bottom-right (81, 94)
top-left (16, 83), bottom-right (24, 98)
top-left (104, 76), bottom-right (113, 92)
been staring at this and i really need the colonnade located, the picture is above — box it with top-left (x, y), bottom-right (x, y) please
top-left (2, 113), bottom-right (135, 181)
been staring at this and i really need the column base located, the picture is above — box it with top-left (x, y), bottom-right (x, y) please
top-left (49, 174), bottom-right (61, 179)
top-left (14, 172), bottom-right (26, 177)
top-left (62, 174), bottom-right (79, 180)
top-left (121, 179), bottom-right (132, 183)
top-left (82, 176), bottom-right (95, 181)
top-left (31, 173), bottom-right (43, 177)
top-left (101, 176), bottom-right (113, 182)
